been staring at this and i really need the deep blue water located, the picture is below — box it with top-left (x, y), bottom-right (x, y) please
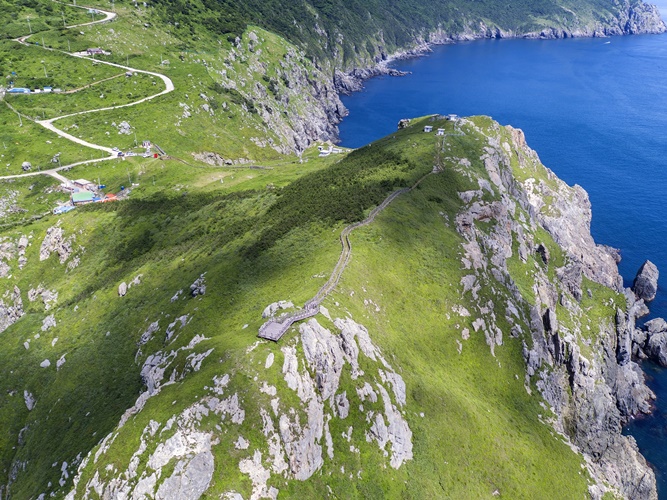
top-left (338, 34), bottom-right (667, 494)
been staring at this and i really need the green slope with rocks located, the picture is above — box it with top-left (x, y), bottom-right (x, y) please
top-left (0, 115), bottom-right (658, 499)
top-left (0, 1), bottom-right (665, 499)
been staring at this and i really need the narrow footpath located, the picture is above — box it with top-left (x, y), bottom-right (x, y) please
top-left (259, 169), bottom-right (436, 341)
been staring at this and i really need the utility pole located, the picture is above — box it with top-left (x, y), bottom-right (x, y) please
top-left (133, 130), bottom-right (137, 147)
top-left (41, 36), bottom-right (45, 48)
top-left (67, 39), bottom-right (71, 52)
top-left (17, 113), bottom-right (22, 127)
top-left (127, 168), bottom-right (131, 185)
top-left (27, 17), bottom-right (31, 34)
top-left (41, 62), bottom-right (47, 78)
top-left (61, 11), bottom-right (66, 27)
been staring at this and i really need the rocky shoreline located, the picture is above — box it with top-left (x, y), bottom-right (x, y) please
top-left (332, 1), bottom-right (666, 98)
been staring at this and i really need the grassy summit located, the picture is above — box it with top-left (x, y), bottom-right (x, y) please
top-left (0, 116), bottom-right (627, 497)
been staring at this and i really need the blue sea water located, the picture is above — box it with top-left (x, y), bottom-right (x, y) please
top-left (338, 34), bottom-right (667, 494)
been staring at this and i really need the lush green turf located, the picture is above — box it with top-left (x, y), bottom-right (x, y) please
top-left (0, 102), bottom-right (109, 173)
top-left (0, 0), bottom-right (646, 496)
top-left (0, 0), bottom-right (101, 41)
top-left (0, 116), bottom-right (611, 498)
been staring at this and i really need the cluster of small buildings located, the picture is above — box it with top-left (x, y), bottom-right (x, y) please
top-left (318, 145), bottom-right (344, 157)
top-left (86, 48), bottom-right (111, 56)
top-left (53, 178), bottom-right (118, 213)
top-left (424, 115), bottom-right (459, 135)
top-left (7, 86), bottom-right (61, 94)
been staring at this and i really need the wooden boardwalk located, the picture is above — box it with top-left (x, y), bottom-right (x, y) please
top-left (258, 170), bottom-right (436, 341)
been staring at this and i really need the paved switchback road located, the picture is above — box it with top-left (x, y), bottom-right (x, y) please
top-left (6, 1), bottom-right (175, 176)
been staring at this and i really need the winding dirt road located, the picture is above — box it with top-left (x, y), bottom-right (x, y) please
top-left (2, 1), bottom-right (174, 178)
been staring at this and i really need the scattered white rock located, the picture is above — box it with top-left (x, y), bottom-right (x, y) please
top-left (41, 314), bottom-right (56, 331)
top-left (190, 274), bottom-right (206, 297)
top-left (265, 352), bottom-right (274, 369)
top-left (262, 300), bottom-right (294, 318)
top-left (24, 390), bottom-right (36, 410)
top-left (40, 359), bottom-right (51, 368)
top-left (234, 436), bottom-right (250, 450)
top-left (139, 321), bottom-right (159, 345)
top-left (239, 451), bottom-right (279, 500)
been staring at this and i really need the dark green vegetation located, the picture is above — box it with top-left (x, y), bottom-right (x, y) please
top-left (0, 117), bottom-right (605, 497)
top-left (0, 0), bottom-right (657, 497)
top-left (149, 0), bottom-right (649, 66)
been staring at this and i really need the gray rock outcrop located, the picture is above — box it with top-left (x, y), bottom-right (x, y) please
top-left (0, 286), bottom-right (24, 334)
top-left (24, 391), bottom-right (35, 411)
top-left (190, 274), bottom-right (206, 297)
top-left (632, 260), bottom-right (659, 302)
top-left (40, 225), bottom-right (74, 264)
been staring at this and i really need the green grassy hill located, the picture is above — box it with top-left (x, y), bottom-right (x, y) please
top-left (0, 1), bottom-right (662, 498)
top-left (0, 115), bottom-right (650, 498)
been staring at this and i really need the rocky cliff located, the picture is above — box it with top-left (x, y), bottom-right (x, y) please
top-left (0, 116), bottom-right (661, 499)
top-left (464, 121), bottom-right (658, 499)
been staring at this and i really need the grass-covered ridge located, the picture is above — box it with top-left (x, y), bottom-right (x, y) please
top-left (0, 116), bottom-right (631, 498)
top-left (147, 0), bottom-right (662, 67)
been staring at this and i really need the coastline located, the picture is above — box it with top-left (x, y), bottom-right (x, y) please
top-left (332, 3), bottom-right (666, 96)
top-left (328, 9), bottom-right (667, 496)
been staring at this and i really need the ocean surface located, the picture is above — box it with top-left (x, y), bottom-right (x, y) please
top-left (338, 33), bottom-right (667, 494)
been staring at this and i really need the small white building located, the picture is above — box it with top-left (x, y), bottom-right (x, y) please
top-left (424, 126), bottom-right (433, 133)
top-left (447, 114), bottom-right (459, 121)
top-left (73, 178), bottom-right (95, 190)
top-left (436, 128), bottom-right (445, 136)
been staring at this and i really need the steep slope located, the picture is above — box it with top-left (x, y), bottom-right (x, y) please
top-left (151, 0), bottom-right (666, 70)
top-left (3, 0), bottom-right (664, 166)
top-left (0, 116), bottom-right (656, 498)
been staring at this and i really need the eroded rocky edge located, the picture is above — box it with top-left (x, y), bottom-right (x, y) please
top-left (192, 2), bottom-right (666, 156)
top-left (48, 118), bottom-right (663, 499)
top-left (333, 1), bottom-right (665, 95)
top-left (65, 315), bottom-right (413, 499)
top-left (453, 120), bottom-right (657, 499)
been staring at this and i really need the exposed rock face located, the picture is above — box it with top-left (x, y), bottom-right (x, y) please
top-left (262, 301), bottom-right (295, 319)
top-left (40, 225), bottom-right (74, 264)
top-left (65, 314), bottom-right (414, 498)
top-left (28, 286), bottom-right (58, 310)
top-left (118, 282), bottom-right (127, 297)
top-left (0, 286), bottom-right (24, 334)
top-left (632, 260), bottom-right (659, 302)
top-left (190, 274), bottom-right (206, 297)
top-left (192, 152), bottom-right (233, 166)
top-left (24, 390), bottom-right (35, 411)
top-left (214, 32), bottom-right (347, 154)
top-left (454, 120), bottom-right (657, 498)
top-left (41, 314), bottom-right (56, 332)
